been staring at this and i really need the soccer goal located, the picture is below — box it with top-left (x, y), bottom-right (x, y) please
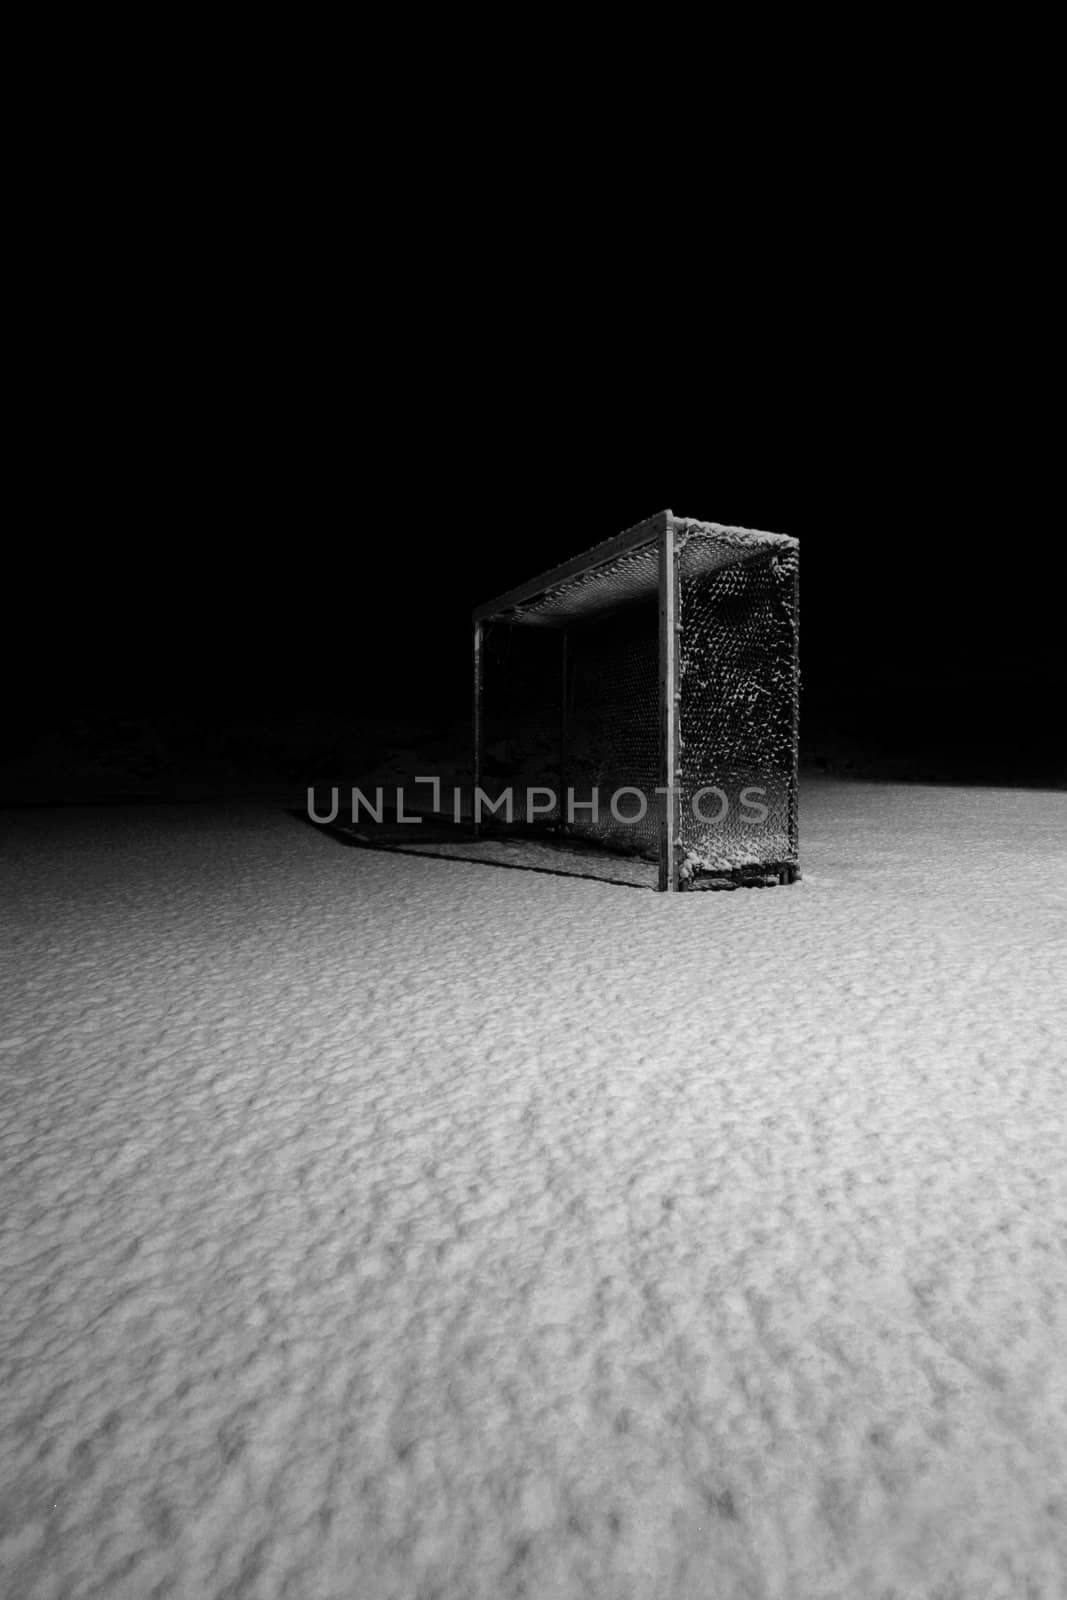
top-left (472, 510), bottom-right (799, 892)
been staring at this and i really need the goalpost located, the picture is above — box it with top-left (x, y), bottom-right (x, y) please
top-left (472, 510), bottom-right (799, 892)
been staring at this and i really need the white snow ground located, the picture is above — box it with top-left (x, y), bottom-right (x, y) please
top-left (1, 779), bottom-right (1065, 1600)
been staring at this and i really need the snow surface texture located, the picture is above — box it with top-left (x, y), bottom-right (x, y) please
top-left (1, 781), bottom-right (1065, 1600)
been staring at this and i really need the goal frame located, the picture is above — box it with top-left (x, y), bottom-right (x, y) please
top-left (472, 509), bottom-right (799, 892)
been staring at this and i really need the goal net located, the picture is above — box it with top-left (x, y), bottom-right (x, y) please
top-left (474, 511), bottom-right (799, 891)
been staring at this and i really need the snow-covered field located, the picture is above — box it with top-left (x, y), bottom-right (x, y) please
top-left (1, 780), bottom-right (1065, 1600)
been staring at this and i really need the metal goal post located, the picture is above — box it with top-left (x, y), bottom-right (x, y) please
top-left (472, 509), bottom-right (799, 892)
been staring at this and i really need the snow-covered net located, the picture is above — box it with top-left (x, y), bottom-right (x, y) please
top-left (676, 530), bottom-right (799, 881)
top-left (477, 518), bottom-right (798, 887)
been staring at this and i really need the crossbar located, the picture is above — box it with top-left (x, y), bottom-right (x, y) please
top-left (472, 510), bottom-right (670, 624)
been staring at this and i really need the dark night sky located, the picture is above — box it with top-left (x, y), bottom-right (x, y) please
top-left (8, 178), bottom-right (1063, 791)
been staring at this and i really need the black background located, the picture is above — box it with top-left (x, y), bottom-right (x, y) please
top-left (6, 129), bottom-right (1063, 798)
